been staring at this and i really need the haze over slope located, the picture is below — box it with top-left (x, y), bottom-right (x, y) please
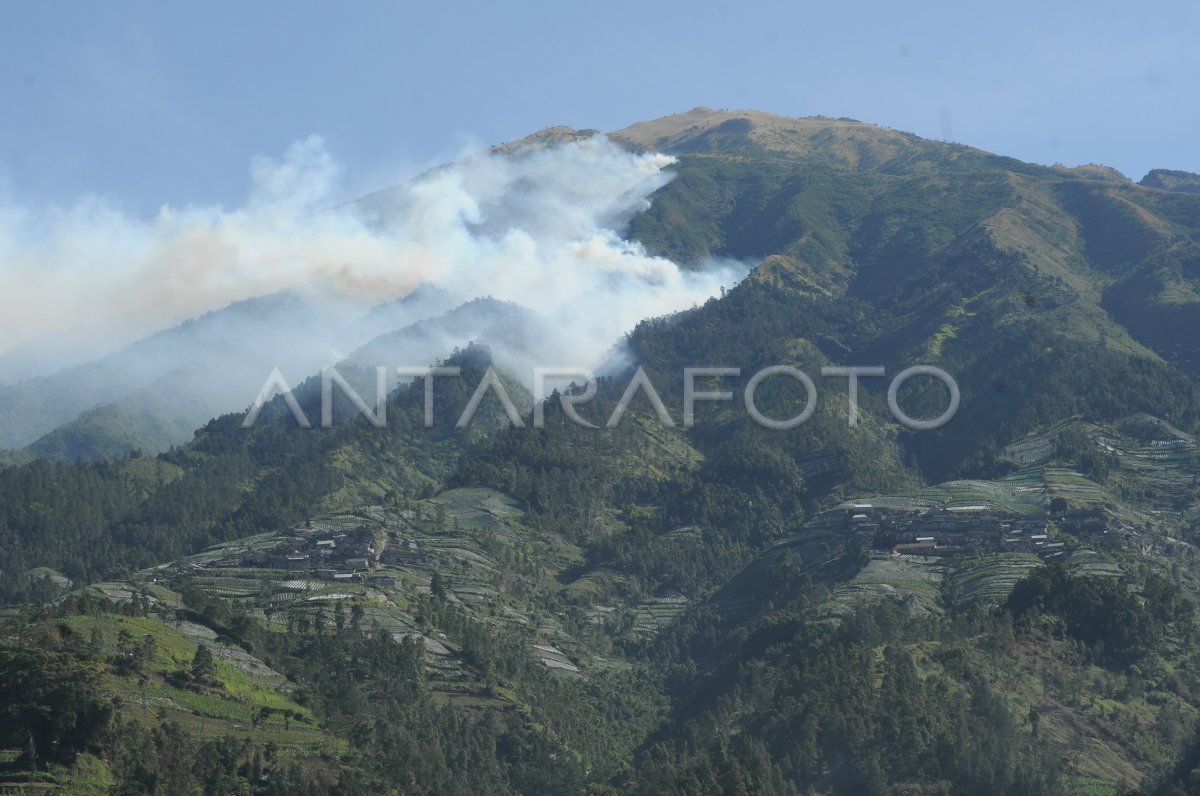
top-left (4, 106), bottom-right (1199, 467)
top-left (0, 134), bottom-right (744, 457)
top-left (6, 110), bottom-right (1200, 796)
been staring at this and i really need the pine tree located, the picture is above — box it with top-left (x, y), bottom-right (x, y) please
top-left (191, 644), bottom-right (215, 681)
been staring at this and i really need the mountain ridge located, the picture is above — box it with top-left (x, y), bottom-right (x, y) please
top-left (4, 108), bottom-right (1200, 792)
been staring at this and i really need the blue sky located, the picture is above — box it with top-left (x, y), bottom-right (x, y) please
top-left (3, 0), bottom-right (1197, 215)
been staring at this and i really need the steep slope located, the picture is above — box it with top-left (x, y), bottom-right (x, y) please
top-left (11, 287), bottom-right (450, 461)
top-left (605, 108), bottom-right (1200, 478)
top-left (345, 297), bottom-right (551, 378)
top-left (1141, 168), bottom-right (1200, 194)
top-left (3, 110), bottom-right (1200, 794)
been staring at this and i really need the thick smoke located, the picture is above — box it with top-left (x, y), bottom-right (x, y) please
top-left (0, 135), bottom-right (743, 376)
top-left (0, 134), bottom-right (748, 452)
top-left (0, 135), bottom-right (410, 370)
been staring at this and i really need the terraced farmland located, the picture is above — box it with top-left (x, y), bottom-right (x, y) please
top-left (825, 553), bottom-right (945, 617)
top-left (100, 486), bottom-right (663, 706)
top-left (943, 554), bottom-right (1044, 608)
top-left (856, 470), bottom-right (1047, 514)
top-left (1002, 415), bottom-right (1199, 524)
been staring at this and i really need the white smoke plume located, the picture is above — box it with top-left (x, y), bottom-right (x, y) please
top-left (0, 134), bottom-right (743, 373)
top-left (0, 134), bottom-right (749, 453)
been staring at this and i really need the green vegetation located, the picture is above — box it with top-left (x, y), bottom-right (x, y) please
top-left (4, 109), bottom-right (1200, 792)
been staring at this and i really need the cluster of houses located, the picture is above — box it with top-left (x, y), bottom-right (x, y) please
top-left (824, 503), bottom-right (1110, 559)
top-left (1055, 506), bottom-right (1109, 534)
top-left (233, 524), bottom-right (435, 583)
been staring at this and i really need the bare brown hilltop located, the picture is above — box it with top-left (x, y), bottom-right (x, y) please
top-left (504, 106), bottom-right (1007, 173)
top-left (610, 106), bottom-right (921, 161)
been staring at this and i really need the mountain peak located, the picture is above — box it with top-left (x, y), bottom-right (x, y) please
top-left (1140, 168), bottom-right (1200, 194)
top-left (488, 125), bottom-right (600, 155)
top-left (606, 107), bottom-right (958, 170)
top-left (612, 107), bottom-right (883, 141)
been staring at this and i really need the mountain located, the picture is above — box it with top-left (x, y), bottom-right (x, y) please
top-left (1141, 168), bottom-right (1200, 194)
top-left (5, 286), bottom-right (453, 461)
top-left (3, 110), bottom-right (1200, 794)
top-left (341, 282), bottom-right (457, 343)
top-left (0, 291), bottom-right (347, 450)
top-left (345, 296), bottom-right (549, 375)
top-left (607, 108), bottom-right (1200, 478)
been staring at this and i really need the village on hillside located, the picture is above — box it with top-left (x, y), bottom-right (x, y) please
top-left (815, 501), bottom-right (1138, 560)
top-left (176, 520), bottom-right (435, 588)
